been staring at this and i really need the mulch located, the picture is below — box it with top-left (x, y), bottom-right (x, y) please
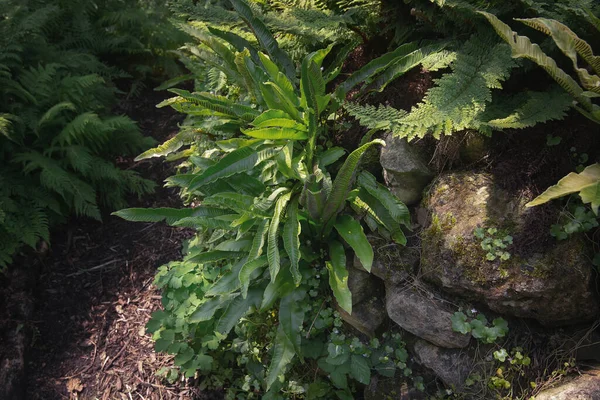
top-left (22, 86), bottom-right (208, 400)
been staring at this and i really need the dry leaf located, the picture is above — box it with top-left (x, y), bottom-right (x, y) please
top-left (66, 377), bottom-right (84, 392)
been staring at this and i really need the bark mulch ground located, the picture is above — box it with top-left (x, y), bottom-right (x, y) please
top-left (22, 87), bottom-right (209, 400)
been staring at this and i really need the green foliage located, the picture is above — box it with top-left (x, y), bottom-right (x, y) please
top-left (451, 311), bottom-right (508, 344)
top-left (551, 204), bottom-right (599, 240)
top-left (0, 0), bottom-right (188, 267)
top-left (116, 3), bottom-right (413, 396)
top-left (526, 164), bottom-right (600, 215)
top-left (481, 12), bottom-right (600, 123)
top-left (474, 227), bottom-right (513, 261)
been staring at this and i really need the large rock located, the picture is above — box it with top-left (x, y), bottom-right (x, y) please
top-left (534, 367), bottom-right (600, 400)
top-left (412, 340), bottom-right (474, 390)
top-left (353, 246), bottom-right (420, 286)
top-left (380, 135), bottom-right (433, 206)
top-left (348, 266), bottom-right (379, 305)
top-left (337, 296), bottom-right (387, 337)
top-left (420, 172), bottom-right (599, 326)
top-left (386, 283), bottom-right (470, 348)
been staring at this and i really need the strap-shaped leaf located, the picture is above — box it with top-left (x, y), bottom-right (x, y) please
top-left (259, 53), bottom-right (298, 104)
top-left (173, 215), bottom-right (235, 230)
top-left (334, 215), bottom-right (373, 272)
top-left (216, 288), bottom-right (263, 334)
top-left (321, 139), bottom-right (385, 229)
top-left (239, 255), bottom-right (269, 298)
top-left (480, 12), bottom-right (594, 113)
top-left (354, 188), bottom-right (407, 245)
top-left (112, 206), bottom-right (228, 225)
top-left (526, 163), bottom-right (600, 215)
top-left (283, 197), bottom-right (302, 285)
top-left (372, 42), bottom-right (448, 93)
top-left (189, 146), bottom-right (279, 191)
top-left (318, 147), bottom-right (346, 168)
top-left (517, 18), bottom-right (600, 78)
top-left (261, 265), bottom-right (295, 310)
top-left (186, 250), bottom-right (246, 264)
top-left (279, 289), bottom-right (306, 360)
top-left (268, 191), bottom-right (292, 282)
top-left (266, 325), bottom-right (296, 390)
top-left (260, 82), bottom-right (302, 121)
top-left (189, 294), bottom-right (235, 323)
top-left (207, 26), bottom-right (261, 65)
top-left (335, 42), bottom-right (419, 100)
top-left (357, 171), bottom-right (410, 227)
top-left (327, 240), bottom-right (352, 314)
top-left (242, 126), bottom-right (308, 140)
top-left (249, 219), bottom-right (270, 260)
top-left (251, 109), bottom-right (294, 126)
top-left (229, 0), bottom-right (296, 81)
top-left (206, 259), bottom-right (246, 296)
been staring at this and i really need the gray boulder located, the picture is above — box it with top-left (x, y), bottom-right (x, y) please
top-left (380, 135), bottom-right (433, 206)
top-left (385, 283), bottom-right (470, 349)
top-left (420, 172), bottom-right (599, 326)
top-left (412, 340), bottom-right (474, 390)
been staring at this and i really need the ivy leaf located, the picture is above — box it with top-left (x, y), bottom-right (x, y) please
top-left (350, 355), bottom-right (371, 385)
top-left (451, 312), bottom-right (471, 335)
top-left (494, 348), bottom-right (509, 362)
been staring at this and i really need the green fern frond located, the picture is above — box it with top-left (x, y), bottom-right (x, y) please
top-left (344, 103), bottom-right (407, 131)
top-left (482, 86), bottom-right (574, 130)
top-left (392, 34), bottom-right (516, 139)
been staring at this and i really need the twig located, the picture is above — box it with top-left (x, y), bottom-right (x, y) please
top-left (305, 300), bottom-right (326, 339)
top-left (66, 260), bottom-right (123, 277)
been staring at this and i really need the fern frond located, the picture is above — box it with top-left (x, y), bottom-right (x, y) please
top-left (344, 103), bottom-right (407, 131)
top-left (482, 87), bottom-right (574, 130)
top-left (391, 34), bottom-right (516, 139)
top-left (480, 12), bottom-right (594, 114)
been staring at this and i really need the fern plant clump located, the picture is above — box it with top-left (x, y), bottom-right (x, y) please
top-left (0, 0), bottom-right (186, 267)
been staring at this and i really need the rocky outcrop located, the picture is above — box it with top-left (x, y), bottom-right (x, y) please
top-left (380, 135), bottom-right (433, 206)
top-left (420, 172), bottom-right (599, 326)
top-left (386, 283), bottom-right (470, 349)
top-left (534, 367), bottom-right (600, 400)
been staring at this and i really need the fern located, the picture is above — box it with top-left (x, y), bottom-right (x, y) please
top-left (393, 34), bottom-right (515, 139)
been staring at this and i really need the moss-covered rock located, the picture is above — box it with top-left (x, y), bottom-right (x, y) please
top-left (420, 172), bottom-right (599, 326)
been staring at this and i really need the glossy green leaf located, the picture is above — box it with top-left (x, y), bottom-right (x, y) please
top-left (266, 325), bottom-right (296, 390)
top-left (357, 171), bottom-right (410, 227)
top-left (216, 288), bottom-right (262, 334)
top-left (322, 139), bottom-right (385, 229)
top-left (327, 241), bottom-right (352, 314)
top-left (279, 289), bottom-right (306, 359)
top-left (268, 191), bottom-right (291, 282)
top-left (334, 215), bottom-right (373, 272)
top-left (239, 255), bottom-right (269, 298)
top-left (189, 146), bottom-right (279, 191)
top-left (283, 197), bottom-right (302, 285)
